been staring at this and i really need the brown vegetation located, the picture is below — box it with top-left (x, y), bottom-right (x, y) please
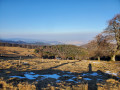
top-left (0, 55), bottom-right (120, 90)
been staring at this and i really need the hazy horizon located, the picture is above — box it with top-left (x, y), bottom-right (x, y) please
top-left (0, 32), bottom-right (99, 45)
top-left (0, 0), bottom-right (120, 45)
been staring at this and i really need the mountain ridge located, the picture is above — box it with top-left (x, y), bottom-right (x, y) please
top-left (0, 38), bottom-right (64, 45)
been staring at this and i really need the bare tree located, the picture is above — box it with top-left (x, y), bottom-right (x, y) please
top-left (88, 34), bottom-right (109, 61)
top-left (103, 14), bottom-right (120, 61)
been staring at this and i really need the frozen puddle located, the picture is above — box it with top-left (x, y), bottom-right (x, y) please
top-left (24, 73), bottom-right (40, 80)
top-left (29, 72), bottom-right (35, 74)
top-left (63, 74), bottom-right (74, 77)
top-left (66, 79), bottom-right (75, 82)
top-left (10, 72), bottom-right (101, 82)
top-left (10, 71), bottom-right (116, 83)
top-left (82, 72), bottom-right (99, 76)
top-left (90, 72), bottom-right (99, 76)
top-left (10, 72), bottom-right (78, 83)
top-left (10, 72), bottom-right (40, 80)
top-left (40, 74), bottom-right (60, 80)
top-left (10, 76), bottom-right (25, 79)
top-left (10, 72), bottom-right (60, 80)
top-left (83, 78), bottom-right (92, 81)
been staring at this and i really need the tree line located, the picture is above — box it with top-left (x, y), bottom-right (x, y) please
top-left (87, 14), bottom-right (120, 61)
top-left (0, 42), bottom-right (40, 49)
top-left (34, 45), bottom-right (88, 60)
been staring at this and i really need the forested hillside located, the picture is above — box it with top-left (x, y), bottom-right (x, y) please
top-left (34, 45), bottom-right (88, 60)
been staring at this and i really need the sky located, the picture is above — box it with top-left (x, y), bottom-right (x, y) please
top-left (0, 0), bottom-right (120, 45)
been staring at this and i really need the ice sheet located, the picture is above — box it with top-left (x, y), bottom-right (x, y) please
top-left (40, 74), bottom-right (60, 79)
top-left (83, 78), bottom-right (92, 80)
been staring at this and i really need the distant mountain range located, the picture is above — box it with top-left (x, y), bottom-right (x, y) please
top-left (0, 38), bottom-right (64, 45)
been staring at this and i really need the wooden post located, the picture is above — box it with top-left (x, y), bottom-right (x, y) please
top-left (19, 56), bottom-right (21, 66)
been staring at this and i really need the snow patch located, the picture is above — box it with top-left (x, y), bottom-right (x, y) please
top-left (90, 72), bottom-right (98, 76)
top-left (10, 72), bottom-right (40, 80)
top-left (29, 72), bottom-right (35, 74)
top-left (105, 71), bottom-right (117, 76)
top-left (82, 72), bottom-right (99, 76)
top-left (63, 74), bottom-right (74, 77)
top-left (83, 78), bottom-right (92, 80)
top-left (10, 72), bottom-right (60, 80)
top-left (81, 73), bottom-right (88, 76)
top-left (66, 79), bottom-right (74, 82)
top-left (10, 76), bottom-right (25, 79)
top-left (40, 74), bottom-right (60, 79)
top-left (24, 73), bottom-right (40, 80)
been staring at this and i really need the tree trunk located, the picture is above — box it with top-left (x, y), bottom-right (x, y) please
top-left (97, 56), bottom-right (100, 61)
top-left (110, 54), bottom-right (116, 61)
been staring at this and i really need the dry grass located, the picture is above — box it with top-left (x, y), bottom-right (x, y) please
top-left (0, 58), bottom-right (120, 90)
top-left (0, 46), bottom-right (34, 56)
top-left (0, 80), bottom-right (36, 90)
top-left (0, 46), bottom-right (120, 90)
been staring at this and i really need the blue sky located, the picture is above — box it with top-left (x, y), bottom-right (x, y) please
top-left (0, 0), bottom-right (120, 45)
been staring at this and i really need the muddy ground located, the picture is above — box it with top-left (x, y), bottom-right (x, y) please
top-left (0, 58), bottom-right (120, 90)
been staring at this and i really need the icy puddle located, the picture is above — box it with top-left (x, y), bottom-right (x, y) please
top-left (10, 71), bottom-right (78, 83)
top-left (24, 73), bottom-right (40, 80)
top-left (10, 76), bottom-right (25, 79)
top-left (10, 72), bottom-right (40, 80)
top-left (83, 78), bottom-right (92, 81)
top-left (10, 71), bottom-right (119, 83)
top-left (10, 72), bottom-right (61, 80)
top-left (40, 74), bottom-right (60, 80)
top-left (81, 72), bottom-right (99, 76)
top-left (10, 72), bottom-right (102, 82)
